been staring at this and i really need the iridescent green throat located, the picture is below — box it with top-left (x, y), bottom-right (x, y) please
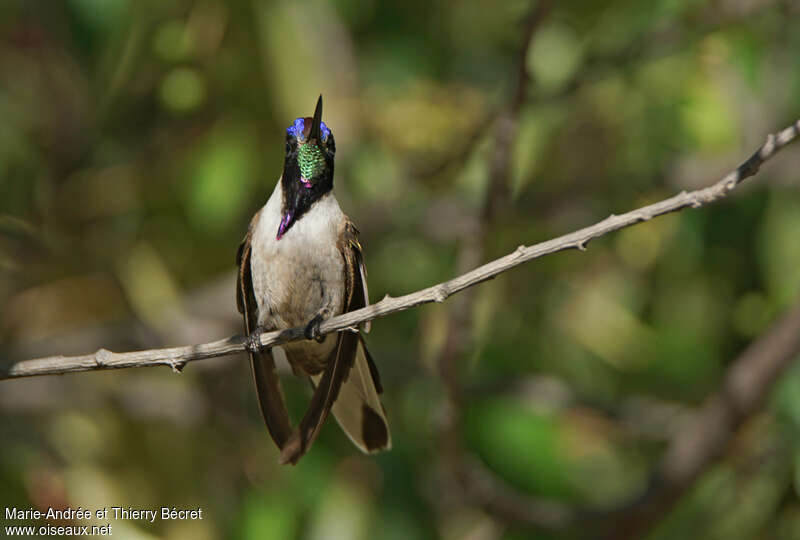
top-left (297, 143), bottom-right (325, 180)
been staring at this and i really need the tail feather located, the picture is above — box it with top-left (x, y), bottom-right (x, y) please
top-left (250, 350), bottom-right (292, 449)
top-left (311, 337), bottom-right (390, 453)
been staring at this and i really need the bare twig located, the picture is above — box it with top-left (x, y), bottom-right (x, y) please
top-left (1, 119), bottom-right (798, 381)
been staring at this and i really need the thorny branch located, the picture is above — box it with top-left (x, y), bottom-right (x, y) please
top-left (1, 119), bottom-right (798, 381)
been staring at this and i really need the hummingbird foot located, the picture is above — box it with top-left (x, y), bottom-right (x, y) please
top-left (304, 313), bottom-right (326, 343)
top-left (245, 326), bottom-right (268, 354)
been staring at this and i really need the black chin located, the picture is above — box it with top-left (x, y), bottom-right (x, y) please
top-left (277, 160), bottom-right (334, 239)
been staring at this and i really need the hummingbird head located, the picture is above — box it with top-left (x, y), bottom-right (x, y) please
top-left (278, 95), bottom-right (336, 239)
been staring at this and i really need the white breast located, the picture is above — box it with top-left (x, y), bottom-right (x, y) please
top-left (250, 180), bottom-right (346, 332)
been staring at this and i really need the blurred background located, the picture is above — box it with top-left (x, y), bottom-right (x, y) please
top-left (2, 0), bottom-right (800, 538)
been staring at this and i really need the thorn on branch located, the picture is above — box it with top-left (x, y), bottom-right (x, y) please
top-left (168, 359), bottom-right (185, 373)
top-left (433, 286), bottom-right (449, 303)
top-left (95, 348), bottom-right (112, 367)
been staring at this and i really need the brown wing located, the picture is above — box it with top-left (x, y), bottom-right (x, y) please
top-left (328, 219), bottom-right (390, 451)
top-left (343, 220), bottom-right (371, 333)
top-left (280, 218), bottom-right (389, 463)
top-left (236, 210), bottom-right (292, 449)
top-left (340, 218), bottom-right (384, 393)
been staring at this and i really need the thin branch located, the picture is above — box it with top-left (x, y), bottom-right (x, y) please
top-left (1, 119), bottom-right (798, 381)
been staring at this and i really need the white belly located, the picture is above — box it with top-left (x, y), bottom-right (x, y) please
top-left (250, 182), bottom-right (346, 332)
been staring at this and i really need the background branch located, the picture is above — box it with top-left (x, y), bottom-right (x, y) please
top-left (601, 295), bottom-right (800, 539)
top-left (2, 119), bottom-right (797, 382)
top-left (442, 293), bottom-right (800, 534)
top-left (434, 0), bottom-right (555, 524)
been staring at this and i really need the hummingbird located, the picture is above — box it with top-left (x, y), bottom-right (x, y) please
top-left (236, 96), bottom-right (390, 465)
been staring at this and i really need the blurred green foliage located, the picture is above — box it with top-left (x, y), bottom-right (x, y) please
top-left (2, 0), bottom-right (800, 539)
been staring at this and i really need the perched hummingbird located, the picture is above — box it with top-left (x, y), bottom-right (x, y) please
top-left (236, 96), bottom-right (390, 465)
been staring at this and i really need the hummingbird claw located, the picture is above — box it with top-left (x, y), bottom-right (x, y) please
top-left (245, 328), bottom-right (266, 354)
top-left (304, 314), bottom-right (325, 343)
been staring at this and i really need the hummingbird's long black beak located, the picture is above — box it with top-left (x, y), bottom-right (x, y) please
top-left (308, 95), bottom-right (323, 142)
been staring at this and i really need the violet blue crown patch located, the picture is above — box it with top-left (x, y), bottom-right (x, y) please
top-left (286, 117), bottom-right (331, 142)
